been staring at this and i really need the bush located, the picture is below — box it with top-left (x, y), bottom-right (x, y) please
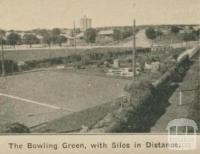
top-left (182, 32), bottom-right (197, 42)
top-left (0, 60), bottom-right (18, 74)
top-left (113, 29), bottom-right (123, 41)
top-left (145, 28), bottom-right (157, 40)
top-left (171, 26), bottom-right (180, 34)
top-left (0, 123), bottom-right (30, 133)
top-left (84, 28), bottom-right (97, 43)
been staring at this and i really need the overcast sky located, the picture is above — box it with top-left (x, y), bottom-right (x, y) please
top-left (0, 0), bottom-right (199, 30)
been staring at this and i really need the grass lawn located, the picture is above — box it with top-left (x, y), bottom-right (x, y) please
top-left (0, 70), bottom-right (128, 128)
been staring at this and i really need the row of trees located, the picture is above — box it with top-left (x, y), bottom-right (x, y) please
top-left (2, 26), bottom-right (198, 46)
top-left (38, 28), bottom-right (67, 47)
top-left (145, 26), bottom-right (199, 42)
top-left (0, 28), bottom-right (98, 46)
top-left (145, 28), bottom-right (163, 40)
top-left (182, 31), bottom-right (199, 42)
top-left (0, 28), bottom-right (68, 47)
top-left (86, 26), bottom-right (200, 43)
top-left (113, 27), bottom-right (135, 41)
top-left (83, 27), bottom-right (135, 43)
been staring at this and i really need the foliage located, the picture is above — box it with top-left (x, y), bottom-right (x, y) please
top-left (145, 28), bottom-right (157, 40)
top-left (32, 29), bottom-right (50, 36)
top-left (156, 29), bottom-right (163, 36)
top-left (113, 29), bottom-right (123, 41)
top-left (0, 29), bottom-right (6, 37)
top-left (122, 27), bottom-right (133, 39)
top-left (49, 36), bottom-right (67, 46)
top-left (6, 32), bottom-right (21, 46)
top-left (52, 28), bottom-right (61, 36)
top-left (0, 30), bottom-right (6, 44)
top-left (54, 35), bottom-right (67, 46)
top-left (0, 60), bottom-right (18, 74)
top-left (182, 32), bottom-right (197, 42)
top-left (42, 32), bottom-right (52, 47)
top-left (84, 28), bottom-right (97, 43)
top-left (0, 123), bottom-right (30, 133)
top-left (171, 26), bottom-right (180, 34)
top-left (51, 28), bottom-right (66, 45)
top-left (23, 34), bottom-right (40, 47)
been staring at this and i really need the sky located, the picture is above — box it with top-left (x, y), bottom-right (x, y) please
top-left (0, 0), bottom-right (199, 30)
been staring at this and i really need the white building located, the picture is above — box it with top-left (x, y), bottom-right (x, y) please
top-left (80, 16), bottom-right (92, 32)
top-left (98, 30), bottom-right (114, 36)
top-left (145, 61), bottom-right (160, 72)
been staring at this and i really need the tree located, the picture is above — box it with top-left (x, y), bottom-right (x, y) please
top-left (113, 29), bottom-right (123, 41)
top-left (0, 30), bottom-right (6, 76)
top-left (55, 35), bottom-right (67, 46)
top-left (52, 28), bottom-right (61, 36)
top-left (7, 32), bottom-right (21, 47)
top-left (156, 29), bottom-right (163, 36)
top-left (122, 27), bottom-right (133, 39)
top-left (23, 34), bottom-right (40, 47)
top-left (0, 123), bottom-right (30, 133)
top-left (171, 26), bottom-right (180, 34)
top-left (84, 28), bottom-right (97, 43)
top-left (182, 32), bottom-right (197, 48)
top-left (182, 32), bottom-right (197, 42)
top-left (49, 28), bottom-right (67, 46)
top-left (0, 30), bottom-right (6, 45)
top-left (43, 34), bottom-right (52, 47)
top-left (38, 30), bottom-right (51, 47)
top-left (0, 30), bottom-right (6, 40)
top-left (145, 28), bottom-right (157, 40)
top-left (33, 29), bottom-right (49, 36)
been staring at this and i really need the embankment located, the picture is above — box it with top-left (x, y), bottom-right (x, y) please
top-left (86, 48), bottom-right (199, 133)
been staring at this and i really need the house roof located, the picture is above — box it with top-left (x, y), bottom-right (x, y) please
top-left (76, 32), bottom-right (84, 38)
top-left (36, 35), bottom-right (43, 39)
top-left (98, 30), bottom-right (114, 35)
top-left (193, 26), bottom-right (200, 31)
top-left (61, 34), bottom-right (74, 39)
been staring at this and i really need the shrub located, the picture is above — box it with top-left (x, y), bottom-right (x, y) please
top-left (0, 60), bottom-right (18, 74)
top-left (145, 28), bottom-right (157, 40)
top-left (84, 28), bottom-right (97, 43)
top-left (0, 123), bottom-right (30, 133)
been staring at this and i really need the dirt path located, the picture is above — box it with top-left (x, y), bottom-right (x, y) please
top-left (120, 29), bottom-right (153, 48)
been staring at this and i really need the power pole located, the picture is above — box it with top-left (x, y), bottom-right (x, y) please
top-left (198, 26), bottom-right (200, 105)
top-left (132, 19), bottom-right (136, 79)
top-left (198, 52), bottom-right (200, 105)
top-left (1, 35), bottom-right (5, 76)
top-left (73, 21), bottom-right (77, 49)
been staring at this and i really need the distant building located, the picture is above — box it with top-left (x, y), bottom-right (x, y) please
top-left (98, 30), bottom-right (114, 36)
top-left (179, 29), bottom-right (193, 34)
top-left (36, 35), bottom-right (43, 43)
top-left (193, 25), bottom-right (200, 31)
top-left (113, 59), bottom-right (120, 68)
top-left (76, 32), bottom-right (84, 39)
top-left (106, 67), bottom-right (140, 77)
top-left (145, 61), bottom-right (160, 72)
top-left (161, 29), bottom-right (170, 35)
top-left (80, 16), bottom-right (92, 32)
